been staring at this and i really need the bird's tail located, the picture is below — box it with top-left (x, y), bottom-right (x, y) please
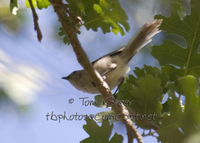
top-left (121, 19), bottom-right (162, 62)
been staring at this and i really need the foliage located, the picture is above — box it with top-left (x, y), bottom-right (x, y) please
top-left (60, 0), bottom-right (130, 44)
top-left (66, 0), bottom-right (129, 34)
top-left (156, 76), bottom-right (200, 142)
top-left (153, 1), bottom-right (200, 93)
top-left (80, 119), bottom-right (123, 143)
top-left (95, 0), bottom-right (200, 142)
top-left (25, 0), bottom-right (50, 9)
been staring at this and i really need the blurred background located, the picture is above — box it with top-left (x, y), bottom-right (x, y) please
top-left (0, 0), bottom-right (190, 143)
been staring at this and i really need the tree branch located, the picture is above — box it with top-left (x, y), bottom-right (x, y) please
top-left (49, 0), bottom-right (143, 142)
top-left (28, 0), bottom-right (42, 42)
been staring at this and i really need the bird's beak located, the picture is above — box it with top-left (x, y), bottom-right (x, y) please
top-left (62, 76), bottom-right (69, 80)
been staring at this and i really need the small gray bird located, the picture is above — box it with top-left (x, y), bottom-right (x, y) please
top-left (62, 19), bottom-right (162, 94)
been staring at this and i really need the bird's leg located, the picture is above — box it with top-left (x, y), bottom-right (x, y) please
top-left (113, 77), bottom-right (125, 98)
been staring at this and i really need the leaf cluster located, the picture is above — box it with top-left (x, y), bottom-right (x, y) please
top-left (80, 119), bottom-right (123, 143)
top-left (59, 0), bottom-right (130, 44)
top-left (65, 0), bottom-right (129, 34)
top-left (94, 0), bottom-right (200, 142)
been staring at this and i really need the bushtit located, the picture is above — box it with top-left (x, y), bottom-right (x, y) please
top-left (62, 19), bottom-right (162, 94)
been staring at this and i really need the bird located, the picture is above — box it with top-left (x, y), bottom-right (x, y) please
top-left (62, 19), bottom-right (162, 94)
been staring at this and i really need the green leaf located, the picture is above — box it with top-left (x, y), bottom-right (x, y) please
top-left (58, 27), bottom-right (71, 45)
top-left (156, 76), bottom-right (200, 142)
top-left (179, 75), bottom-right (199, 111)
top-left (126, 75), bottom-right (163, 129)
top-left (94, 0), bottom-right (129, 35)
top-left (157, 91), bottom-right (184, 142)
top-left (25, 0), bottom-right (37, 8)
top-left (80, 119), bottom-right (123, 143)
top-left (93, 4), bottom-right (103, 13)
top-left (161, 101), bottom-right (169, 114)
top-left (36, 0), bottom-right (50, 9)
top-left (161, 65), bottom-right (184, 93)
top-left (25, 0), bottom-right (50, 9)
top-left (116, 67), bottom-right (168, 128)
top-left (152, 1), bottom-right (200, 79)
top-left (66, 0), bottom-right (130, 35)
top-left (127, 65), bottom-right (169, 93)
top-left (129, 75), bottom-right (163, 115)
top-left (60, 0), bottom-right (129, 44)
top-left (179, 75), bottom-right (200, 136)
top-left (10, 0), bottom-right (18, 15)
top-left (109, 133), bottom-right (123, 143)
top-left (94, 95), bottom-right (107, 108)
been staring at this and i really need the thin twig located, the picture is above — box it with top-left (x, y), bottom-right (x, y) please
top-left (28, 0), bottom-right (42, 42)
top-left (49, 0), bottom-right (143, 142)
